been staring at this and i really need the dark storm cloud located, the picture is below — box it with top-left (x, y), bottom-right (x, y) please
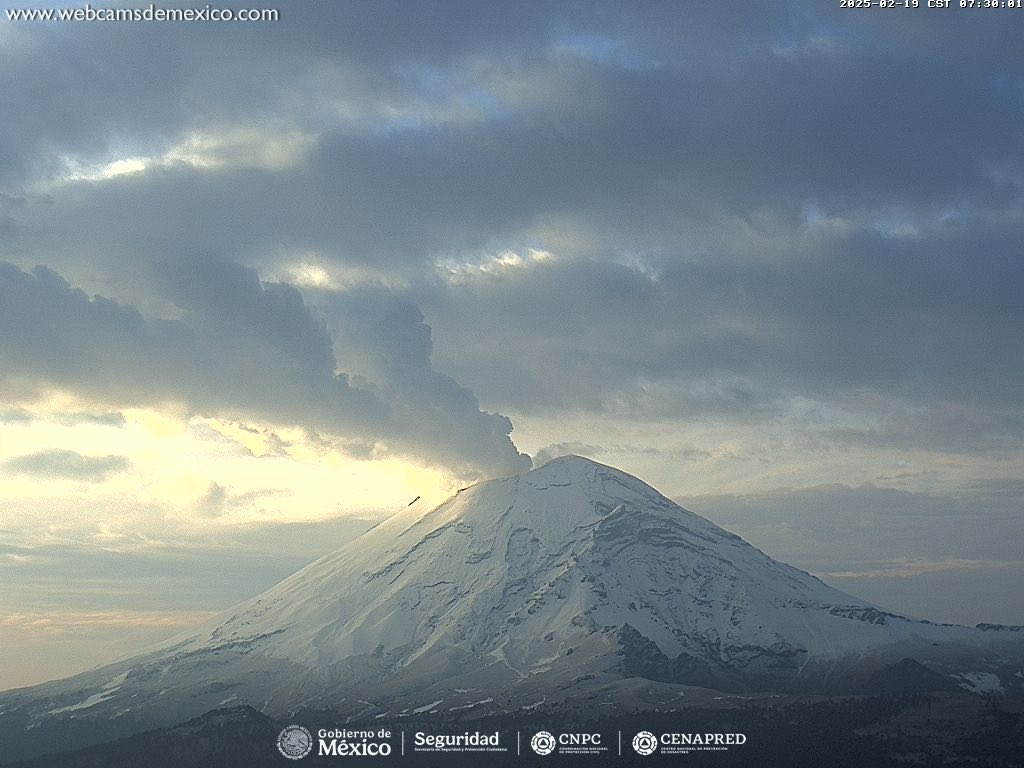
top-left (0, 21), bottom-right (190, 183)
top-left (2, 449), bottom-right (130, 481)
top-left (0, 0), bottom-right (569, 184)
top-left (31, 39), bottom-right (1014, 270)
top-left (422, 232), bottom-right (1023, 441)
top-left (297, 26), bottom-right (1016, 242)
top-left (0, 261), bottom-right (527, 475)
top-left (6, 2), bottom-right (1018, 242)
top-left (1, 1), bottom-right (1021, 466)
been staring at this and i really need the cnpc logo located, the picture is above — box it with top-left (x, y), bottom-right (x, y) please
top-left (531, 730), bottom-right (602, 755)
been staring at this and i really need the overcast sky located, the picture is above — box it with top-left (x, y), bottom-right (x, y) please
top-left (1, 1), bottom-right (1022, 690)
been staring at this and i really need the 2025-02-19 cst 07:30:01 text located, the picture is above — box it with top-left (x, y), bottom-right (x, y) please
top-left (840, 0), bottom-right (1024, 9)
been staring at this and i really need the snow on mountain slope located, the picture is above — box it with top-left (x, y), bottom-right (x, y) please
top-left (180, 455), bottom-right (1010, 673)
top-left (1, 456), bottom-right (1021, 762)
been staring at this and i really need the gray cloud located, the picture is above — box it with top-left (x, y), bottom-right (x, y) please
top-left (2, 449), bottom-right (130, 482)
top-left (0, 0), bottom-right (1018, 540)
top-left (316, 283), bottom-right (529, 473)
top-left (4, 1), bottom-right (1019, 268)
top-left (421, 240), bottom-right (1023, 454)
top-left (53, 411), bottom-right (126, 428)
top-left (3, 12), bottom-right (1018, 462)
top-left (532, 442), bottom-right (605, 468)
top-left (0, 409), bottom-right (33, 424)
top-left (0, 261), bottom-right (528, 476)
top-left (197, 482), bottom-right (228, 518)
top-left (0, 408), bottom-right (125, 428)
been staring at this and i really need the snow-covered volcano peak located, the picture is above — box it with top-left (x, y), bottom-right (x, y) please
top-left (530, 452), bottom-right (609, 474)
top-left (357, 452), bottom-right (675, 555)
top-left (4, 456), bottom-right (1023, 764)
top-left (112, 454), bottom-right (787, 686)
top-left (527, 453), bottom-right (649, 491)
top-left (160, 455), bottom-right (986, 681)
top-left (427, 452), bottom-right (708, 539)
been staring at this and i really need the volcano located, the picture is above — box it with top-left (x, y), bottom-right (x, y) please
top-left (2, 456), bottom-right (1021, 762)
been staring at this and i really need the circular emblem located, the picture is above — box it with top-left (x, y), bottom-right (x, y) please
top-left (277, 725), bottom-right (313, 760)
top-left (531, 730), bottom-right (557, 756)
top-left (632, 730), bottom-right (658, 756)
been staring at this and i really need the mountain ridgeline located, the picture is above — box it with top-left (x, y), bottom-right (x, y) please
top-left (1, 456), bottom-right (1021, 764)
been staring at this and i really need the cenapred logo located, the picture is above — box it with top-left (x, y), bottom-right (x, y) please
top-left (531, 731), bottom-right (557, 756)
top-left (632, 730), bottom-right (658, 756)
top-left (277, 725), bottom-right (313, 760)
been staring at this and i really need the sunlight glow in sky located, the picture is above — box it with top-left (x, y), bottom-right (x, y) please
top-left (1, 1), bottom-right (1021, 690)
